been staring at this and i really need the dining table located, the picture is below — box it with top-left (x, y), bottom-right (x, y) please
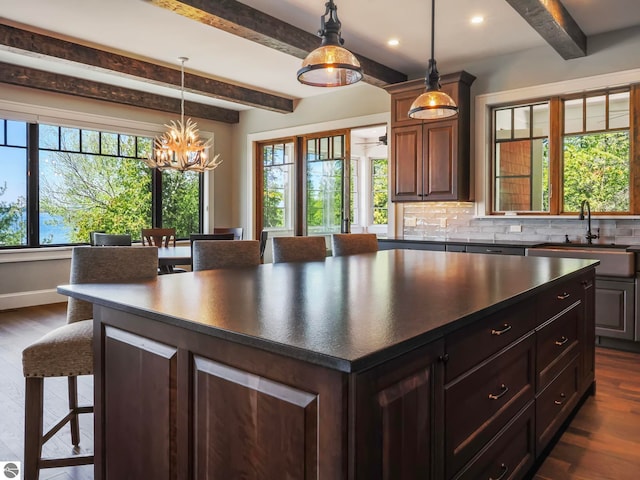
top-left (157, 245), bottom-right (192, 272)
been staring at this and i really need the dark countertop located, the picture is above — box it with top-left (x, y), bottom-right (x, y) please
top-left (379, 238), bottom-right (541, 248)
top-left (58, 249), bottom-right (597, 373)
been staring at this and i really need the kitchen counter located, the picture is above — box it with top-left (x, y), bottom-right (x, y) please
top-left (58, 250), bottom-right (598, 479)
top-left (380, 238), bottom-right (542, 248)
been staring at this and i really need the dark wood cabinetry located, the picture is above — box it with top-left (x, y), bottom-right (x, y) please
top-left (442, 271), bottom-right (595, 479)
top-left (595, 277), bottom-right (635, 339)
top-left (60, 251), bottom-right (596, 480)
top-left (385, 72), bottom-right (475, 202)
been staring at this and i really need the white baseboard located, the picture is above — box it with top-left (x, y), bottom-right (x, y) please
top-left (0, 289), bottom-right (67, 311)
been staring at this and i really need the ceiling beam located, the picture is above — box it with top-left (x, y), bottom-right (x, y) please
top-left (0, 62), bottom-right (240, 124)
top-left (146, 0), bottom-right (407, 87)
top-left (505, 0), bottom-right (586, 59)
top-left (0, 22), bottom-right (293, 113)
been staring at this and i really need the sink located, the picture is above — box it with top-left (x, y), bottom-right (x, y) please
top-left (537, 242), bottom-right (631, 250)
top-left (527, 245), bottom-right (635, 277)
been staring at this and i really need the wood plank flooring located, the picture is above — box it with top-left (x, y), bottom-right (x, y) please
top-left (1, 303), bottom-right (639, 479)
top-left (0, 303), bottom-right (93, 480)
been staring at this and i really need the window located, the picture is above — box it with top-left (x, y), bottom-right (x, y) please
top-left (256, 125), bottom-right (389, 237)
top-left (493, 103), bottom-right (550, 212)
top-left (260, 140), bottom-right (295, 231)
top-left (0, 119), bottom-right (203, 247)
top-left (371, 158), bottom-right (388, 225)
top-left (0, 120), bottom-right (27, 246)
top-left (491, 87), bottom-right (633, 215)
top-left (305, 133), bottom-right (347, 235)
top-left (562, 92), bottom-right (630, 213)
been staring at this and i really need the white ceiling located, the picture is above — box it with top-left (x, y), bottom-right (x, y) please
top-left (1, 0), bottom-right (639, 113)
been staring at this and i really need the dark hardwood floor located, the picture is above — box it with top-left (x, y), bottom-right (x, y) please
top-left (0, 303), bottom-right (93, 480)
top-left (1, 303), bottom-right (639, 479)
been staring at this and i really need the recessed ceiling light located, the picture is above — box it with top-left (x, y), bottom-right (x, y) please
top-left (471, 15), bottom-right (484, 25)
top-left (387, 39), bottom-right (400, 47)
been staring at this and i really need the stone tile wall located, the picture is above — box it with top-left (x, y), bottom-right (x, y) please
top-left (402, 202), bottom-right (640, 245)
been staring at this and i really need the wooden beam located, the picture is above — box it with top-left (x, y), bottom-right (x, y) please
top-left (146, 0), bottom-right (407, 87)
top-left (0, 22), bottom-right (292, 113)
top-left (0, 62), bottom-right (240, 124)
top-left (505, 0), bottom-right (587, 59)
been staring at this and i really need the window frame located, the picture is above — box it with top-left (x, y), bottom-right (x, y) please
top-left (488, 85), bottom-right (639, 216)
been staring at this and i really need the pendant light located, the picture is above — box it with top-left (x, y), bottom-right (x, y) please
top-left (297, 0), bottom-right (363, 87)
top-left (408, 0), bottom-right (458, 119)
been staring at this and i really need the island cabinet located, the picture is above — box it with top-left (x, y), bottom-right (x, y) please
top-left (58, 250), bottom-right (597, 480)
top-left (442, 270), bottom-right (595, 480)
top-left (384, 71), bottom-right (476, 202)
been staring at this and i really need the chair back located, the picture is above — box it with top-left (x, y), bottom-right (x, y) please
top-left (272, 236), bottom-right (327, 264)
top-left (93, 233), bottom-right (132, 246)
top-left (213, 227), bottom-right (244, 240)
top-left (259, 230), bottom-right (269, 260)
top-left (142, 228), bottom-right (177, 247)
top-left (89, 230), bottom-right (106, 245)
top-left (192, 240), bottom-right (260, 271)
top-left (331, 233), bottom-right (379, 256)
top-left (67, 246), bottom-right (158, 324)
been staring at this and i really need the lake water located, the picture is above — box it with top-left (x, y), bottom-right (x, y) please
top-left (40, 213), bottom-right (73, 244)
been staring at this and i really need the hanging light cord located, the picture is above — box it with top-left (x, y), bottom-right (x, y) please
top-left (430, 0), bottom-right (435, 62)
top-left (427, 0), bottom-right (440, 91)
top-left (179, 56), bottom-right (187, 125)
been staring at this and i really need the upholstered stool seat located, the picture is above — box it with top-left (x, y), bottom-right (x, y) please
top-left (23, 320), bottom-right (93, 378)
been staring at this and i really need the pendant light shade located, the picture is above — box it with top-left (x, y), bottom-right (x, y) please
top-left (297, 0), bottom-right (363, 87)
top-left (408, 0), bottom-right (458, 120)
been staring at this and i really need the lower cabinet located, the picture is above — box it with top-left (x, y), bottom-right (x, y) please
top-left (595, 277), bottom-right (635, 340)
top-left (443, 271), bottom-right (595, 480)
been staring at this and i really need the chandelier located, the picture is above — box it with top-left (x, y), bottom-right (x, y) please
top-left (145, 57), bottom-right (222, 173)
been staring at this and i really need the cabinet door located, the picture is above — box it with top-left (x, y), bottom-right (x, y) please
top-left (391, 124), bottom-right (423, 201)
top-left (354, 340), bottom-right (444, 480)
top-left (595, 278), bottom-right (635, 340)
top-left (423, 120), bottom-right (459, 200)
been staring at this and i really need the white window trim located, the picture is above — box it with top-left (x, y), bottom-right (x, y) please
top-left (474, 67), bottom-right (640, 217)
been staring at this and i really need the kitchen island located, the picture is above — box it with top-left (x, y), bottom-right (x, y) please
top-left (58, 249), bottom-right (598, 480)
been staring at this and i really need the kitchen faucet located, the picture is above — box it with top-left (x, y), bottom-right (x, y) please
top-left (579, 199), bottom-right (599, 244)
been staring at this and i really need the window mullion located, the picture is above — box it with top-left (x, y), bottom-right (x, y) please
top-left (27, 123), bottom-right (39, 247)
top-left (549, 97), bottom-right (562, 215)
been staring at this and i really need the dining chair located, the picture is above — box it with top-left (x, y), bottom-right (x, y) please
top-left (331, 233), bottom-right (379, 256)
top-left (259, 230), bottom-right (269, 262)
top-left (92, 233), bottom-right (132, 246)
top-left (192, 240), bottom-right (261, 271)
top-left (21, 246), bottom-right (158, 480)
top-left (213, 227), bottom-right (244, 240)
top-left (88, 230), bottom-right (106, 246)
top-left (272, 236), bottom-right (327, 263)
top-left (141, 227), bottom-right (177, 247)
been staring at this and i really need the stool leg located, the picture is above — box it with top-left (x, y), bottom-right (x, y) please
top-left (68, 376), bottom-right (80, 446)
top-left (24, 376), bottom-right (44, 480)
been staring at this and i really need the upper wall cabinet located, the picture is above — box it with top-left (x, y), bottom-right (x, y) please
top-left (385, 72), bottom-right (476, 202)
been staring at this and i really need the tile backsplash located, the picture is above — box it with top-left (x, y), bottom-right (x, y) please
top-left (402, 202), bottom-right (640, 245)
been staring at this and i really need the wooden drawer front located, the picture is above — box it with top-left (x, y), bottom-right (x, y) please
top-left (536, 302), bottom-right (580, 390)
top-left (446, 302), bottom-right (536, 382)
top-left (465, 245), bottom-right (525, 256)
top-left (452, 402), bottom-right (535, 480)
top-left (536, 357), bottom-right (580, 455)
top-left (445, 333), bottom-right (535, 478)
top-left (537, 277), bottom-right (583, 325)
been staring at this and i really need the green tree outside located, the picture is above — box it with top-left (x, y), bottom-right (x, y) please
top-left (0, 183), bottom-right (26, 245)
top-left (563, 132), bottom-right (630, 212)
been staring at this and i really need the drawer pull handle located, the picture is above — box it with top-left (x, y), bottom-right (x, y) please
top-left (557, 292), bottom-right (571, 300)
top-left (489, 463), bottom-right (509, 480)
top-left (491, 324), bottom-right (512, 336)
top-left (489, 384), bottom-right (509, 400)
top-left (555, 336), bottom-right (569, 346)
top-left (554, 393), bottom-right (567, 406)
top-left (486, 249), bottom-right (503, 253)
